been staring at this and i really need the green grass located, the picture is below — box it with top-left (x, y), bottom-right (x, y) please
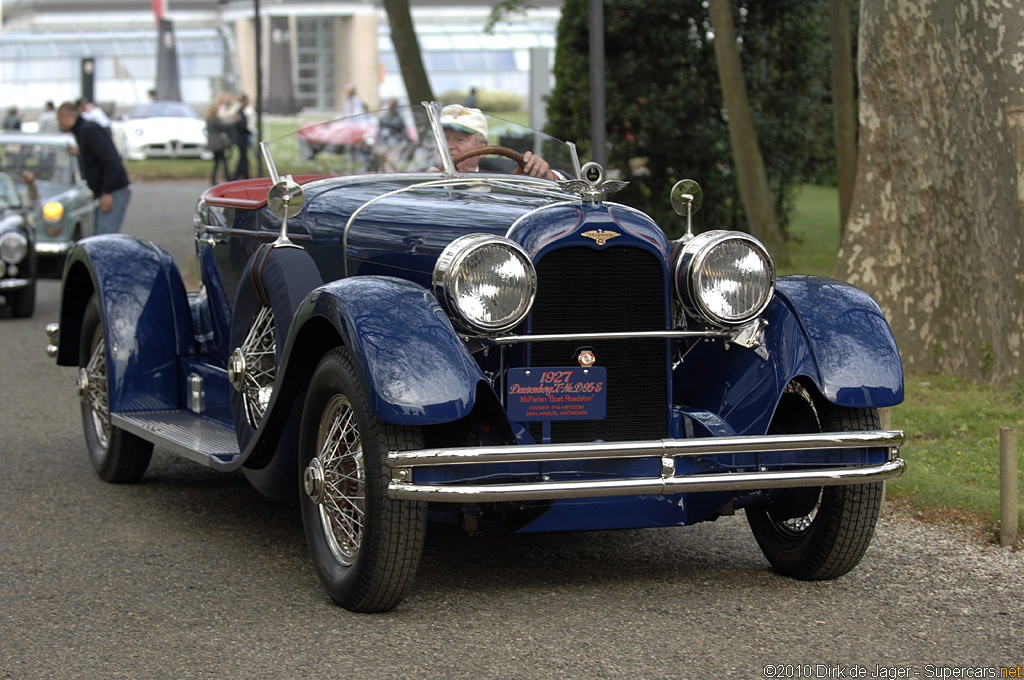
top-left (780, 184), bottom-right (843, 277)
top-left (888, 376), bottom-right (1024, 539)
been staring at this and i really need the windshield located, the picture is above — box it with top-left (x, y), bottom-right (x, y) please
top-left (262, 102), bottom-right (579, 181)
top-left (128, 101), bottom-right (200, 119)
top-left (0, 171), bottom-right (21, 208)
top-left (0, 141), bottom-right (76, 183)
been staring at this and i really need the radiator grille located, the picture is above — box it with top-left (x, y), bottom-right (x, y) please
top-left (527, 246), bottom-right (668, 443)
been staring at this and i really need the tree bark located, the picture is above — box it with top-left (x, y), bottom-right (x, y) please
top-left (837, 0), bottom-right (1024, 382)
top-left (830, 0), bottom-right (857, 235)
top-left (707, 0), bottom-right (788, 261)
top-left (382, 0), bottom-right (434, 106)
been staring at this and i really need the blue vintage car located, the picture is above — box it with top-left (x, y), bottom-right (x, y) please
top-left (49, 102), bottom-right (905, 612)
top-left (1, 170), bottom-right (36, 317)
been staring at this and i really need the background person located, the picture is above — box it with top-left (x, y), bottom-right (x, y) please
top-left (341, 84), bottom-right (366, 118)
top-left (2, 106), bottom-right (21, 130)
top-left (56, 100), bottom-right (130, 234)
top-left (37, 101), bottom-right (59, 133)
top-left (377, 97), bottom-right (405, 171)
top-left (76, 98), bottom-right (110, 130)
top-left (205, 93), bottom-right (236, 185)
top-left (439, 105), bottom-right (555, 180)
top-left (231, 92), bottom-right (252, 180)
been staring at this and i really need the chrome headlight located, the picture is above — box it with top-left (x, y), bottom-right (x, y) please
top-left (0, 232), bottom-right (29, 265)
top-left (674, 230), bottom-right (774, 326)
top-left (433, 234), bottom-right (537, 334)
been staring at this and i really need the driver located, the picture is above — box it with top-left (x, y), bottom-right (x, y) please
top-left (440, 105), bottom-right (557, 180)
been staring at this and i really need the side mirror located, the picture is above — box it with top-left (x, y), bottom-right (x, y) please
top-left (266, 176), bottom-right (305, 248)
top-left (670, 179), bottom-right (702, 242)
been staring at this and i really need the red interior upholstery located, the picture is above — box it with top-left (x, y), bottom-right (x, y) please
top-left (202, 175), bottom-right (335, 209)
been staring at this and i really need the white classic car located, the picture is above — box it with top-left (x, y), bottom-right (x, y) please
top-left (113, 101), bottom-right (212, 161)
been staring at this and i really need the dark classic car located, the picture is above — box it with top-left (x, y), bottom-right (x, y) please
top-left (0, 134), bottom-right (97, 272)
top-left (48, 103), bottom-right (905, 612)
top-left (0, 170), bottom-right (36, 317)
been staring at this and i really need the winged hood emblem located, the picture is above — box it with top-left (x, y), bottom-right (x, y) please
top-left (581, 229), bottom-right (620, 246)
top-left (558, 162), bottom-right (628, 202)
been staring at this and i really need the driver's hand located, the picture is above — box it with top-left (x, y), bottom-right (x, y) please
top-left (522, 151), bottom-right (556, 180)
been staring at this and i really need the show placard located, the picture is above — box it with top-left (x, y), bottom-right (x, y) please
top-left (506, 367), bottom-right (607, 421)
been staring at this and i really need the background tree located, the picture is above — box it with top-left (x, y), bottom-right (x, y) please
top-left (382, 0), bottom-right (434, 106)
top-left (708, 0), bottom-right (786, 259)
top-left (547, 0), bottom-right (830, 247)
top-left (836, 0), bottom-right (1024, 382)
top-left (829, 0), bottom-right (857, 234)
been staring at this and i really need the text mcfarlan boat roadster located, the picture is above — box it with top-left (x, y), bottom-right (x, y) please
top-left (48, 102), bottom-right (905, 612)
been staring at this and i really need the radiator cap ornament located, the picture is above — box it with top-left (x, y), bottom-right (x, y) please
top-left (559, 162), bottom-right (628, 202)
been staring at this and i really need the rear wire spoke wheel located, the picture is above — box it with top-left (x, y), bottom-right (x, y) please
top-left (745, 382), bottom-right (884, 580)
top-left (237, 305), bottom-right (276, 428)
top-left (299, 347), bottom-right (426, 612)
top-left (77, 294), bottom-right (153, 483)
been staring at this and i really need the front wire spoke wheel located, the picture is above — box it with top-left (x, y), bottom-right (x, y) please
top-left (746, 381), bottom-right (884, 580)
top-left (77, 293), bottom-right (153, 483)
top-left (81, 334), bottom-right (110, 448)
top-left (316, 395), bottom-right (365, 565)
top-left (299, 347), bottom-right (426, 612)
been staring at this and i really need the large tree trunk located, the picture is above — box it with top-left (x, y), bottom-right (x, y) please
top-left (837, 0), bottom-right (1024, 382)
top-left (707, 0), bottom-right (788, 261)
top-left (829, 0), bottom-right (857, 235)
top-left (382, 0), bottom-right (434, 105)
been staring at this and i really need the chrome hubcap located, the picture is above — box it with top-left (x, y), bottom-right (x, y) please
top-left (237, 306), bottom-right (276, 428)
top-left (313, 394), bottom-right (365, 566)
top-left (227, 347), bottom-right (246, 392)
top-left (304, 457), bottom-right (326, 504)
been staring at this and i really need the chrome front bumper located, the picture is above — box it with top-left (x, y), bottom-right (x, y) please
top-left (36, 241), bottom-right (74, 255)
top-left (387, 430), bottom-right (905, 502)
top-left (0, 277), bottom-right (32, 290)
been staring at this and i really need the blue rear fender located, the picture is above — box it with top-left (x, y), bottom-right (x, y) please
top-left (278, 276), bottom-right (488, 426)
top-left (55, 234), bottom-right (193, 412)
top-left (675, 275), bottom-right (903, 436)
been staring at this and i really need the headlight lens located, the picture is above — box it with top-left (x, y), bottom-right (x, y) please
top-left (434, 234), bottom-right (536, 333)
top-left (675, 230), bottom-right (774, 326)
top-left (0, 232), bottom-right (29, 265)
top-left (42, 201), bottom-right (64, 224)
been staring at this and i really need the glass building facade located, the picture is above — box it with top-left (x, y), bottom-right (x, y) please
top-left (0, 0), bottom-right (560, 116)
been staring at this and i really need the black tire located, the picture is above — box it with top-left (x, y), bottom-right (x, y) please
top-left (298, 347), bottom-right (427, 612)
top-left (78, 294), bottom-right (153, 483)
top-left (10, 278), bottom-right (35, 318)
top-left (746, 383), bottom-right (883, 580)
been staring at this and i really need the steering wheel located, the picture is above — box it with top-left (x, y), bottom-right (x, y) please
top-left (450, 145), bottom-right (526, 174)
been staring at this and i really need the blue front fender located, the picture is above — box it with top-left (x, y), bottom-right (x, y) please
top-left (56, 234), bottom-right (192, 412)
top-left (282, 276), bottom-right (487, 425)
top-left (676, 275), bottom-right (903, 436)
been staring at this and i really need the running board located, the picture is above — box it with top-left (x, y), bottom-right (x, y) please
top-left (112, 410), bottom-right (240, 470)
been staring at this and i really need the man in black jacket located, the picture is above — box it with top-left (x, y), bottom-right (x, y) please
top-left (57, 101), bottom-right (130, 234)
